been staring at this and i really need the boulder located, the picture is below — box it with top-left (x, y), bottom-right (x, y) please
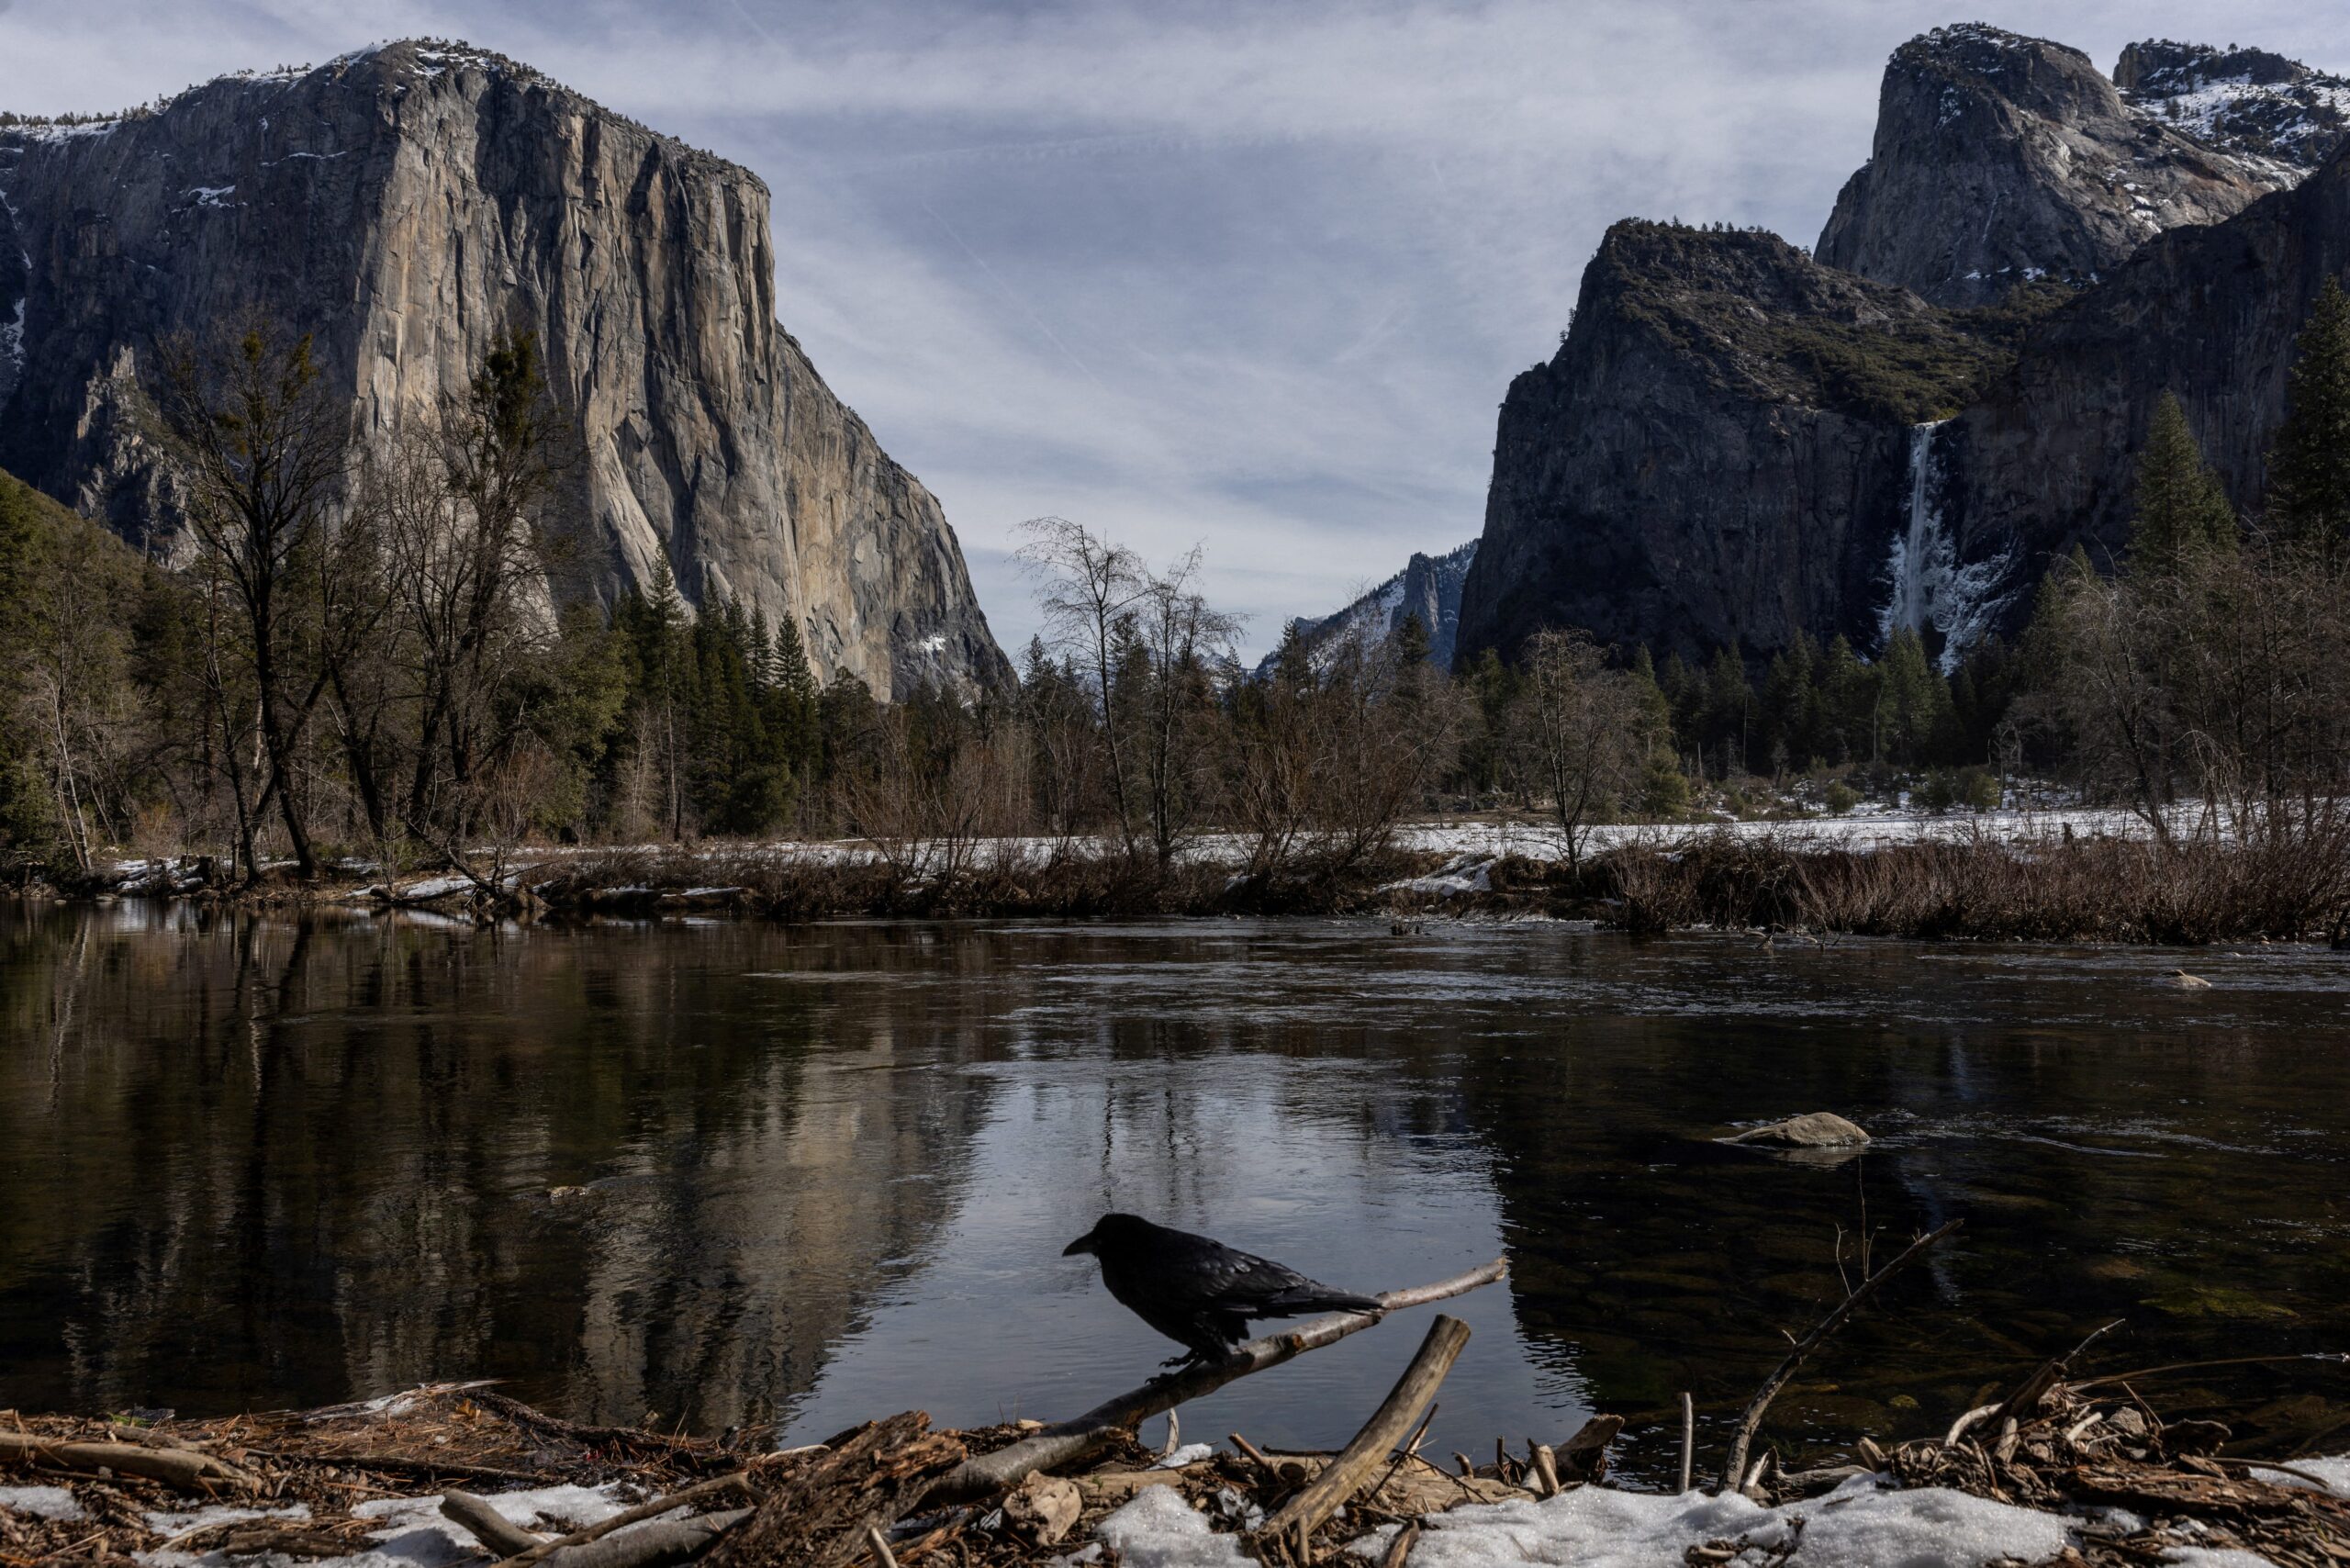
top-left (1723, 1112), bottom-right (1872, 1148)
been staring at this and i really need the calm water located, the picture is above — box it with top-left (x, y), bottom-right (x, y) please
top-left (3, 904), bottom-right (2347, 1476)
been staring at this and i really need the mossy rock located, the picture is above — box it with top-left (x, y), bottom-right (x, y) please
top-left (2139, 1284), bottom-right (2296, 1320)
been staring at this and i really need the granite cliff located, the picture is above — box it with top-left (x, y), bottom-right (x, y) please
top-left (1459, 22), bottom-right (2348, 675)
top-left (1815, 25), bottom-right (2296, 308)
top-left (0, 41), bottom-right (1011, 699)
top-left (1457, 218), bottom-right (2051, 669)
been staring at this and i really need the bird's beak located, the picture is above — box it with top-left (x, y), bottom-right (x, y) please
top-left (1062, 1231), bottom-right (1095, 1257)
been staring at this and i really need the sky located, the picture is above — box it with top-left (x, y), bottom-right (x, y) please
top-left (6, 2), bottom-right (2350, 659)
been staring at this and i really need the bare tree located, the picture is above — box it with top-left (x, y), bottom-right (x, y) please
top-left (1132, 548), bottom-right (1238, 867)
top-left (153, 318), bottom-right (352, 879)
top-left (379, 330), bottom-right (573, 845)
top-left (1018, 516), bottom-right (1146, 855)
top-left (1517, 628), bottom-right (1648, 872)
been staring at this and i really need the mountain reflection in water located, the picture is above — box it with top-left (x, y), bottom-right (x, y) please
top-left (2, 905), bottom-right (2345, 1476)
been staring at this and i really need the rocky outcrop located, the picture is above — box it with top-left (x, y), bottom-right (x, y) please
top-left (1460, 23), bottom-right (2346, 676)
top-left (1456, 220), bottom-right (2025, 668)
top-left (2115, 40), bottom-right (2350, 171)
top-left (1256, 539), bottom-right (1476, 678)
top-left (1944, 136), bottom-right (2350, 587)
top-left (1817, 25), bottom-right (2290, 307)
top-left (0, 42), bottom-right (1010, 698)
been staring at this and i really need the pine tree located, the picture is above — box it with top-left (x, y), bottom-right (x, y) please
top-left (1878, 627), bottom-right (1950, 766)
top-left (1393, 611), bottom-right (1431, 669)
top-left (2266, 275), bottom-right (2350, 543)
top-left (2132, 392), bottom-right (2235, 571)
top-left (1701, 647), bottom-right (1753, 778)
top-left (1818, 634), bottom-right (1872, 766)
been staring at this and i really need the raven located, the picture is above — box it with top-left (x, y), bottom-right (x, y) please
top-left (1063, 1213), bottom-right (1382, 1369)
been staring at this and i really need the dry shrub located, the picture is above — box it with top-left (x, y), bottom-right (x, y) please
top-left (1594, 825), bottom-right (2350, 943)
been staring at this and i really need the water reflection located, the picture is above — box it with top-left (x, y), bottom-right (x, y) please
top-left (2, 905), bottom-right (2346, 1474)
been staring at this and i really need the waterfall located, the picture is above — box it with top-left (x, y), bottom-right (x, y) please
top-left (1878, 420), bottom-right (2013, 673)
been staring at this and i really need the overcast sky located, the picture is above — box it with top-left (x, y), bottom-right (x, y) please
top-left (7, 2), bottom-right (2350, 657)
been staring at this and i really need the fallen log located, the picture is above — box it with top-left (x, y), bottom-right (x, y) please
top-left (0, 1430), bottom-right (252, 1492)
top-left (541, 1509), bottom-right (750, 1568)
top-left (1260, 1315), bottom-right (1472, 1551)
top-left (487, 1473), bottom-right (754, 1568)
top-left (922, 1256), bottom-right (1506, 1505)
top-left (442, 1492), bottom-right (549, 1556)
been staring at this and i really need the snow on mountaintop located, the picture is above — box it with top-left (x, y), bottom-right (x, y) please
top-left (2118, 39), bottom-right (2350, 171)
top-left (1254, 538), bottom-right (1477, 679)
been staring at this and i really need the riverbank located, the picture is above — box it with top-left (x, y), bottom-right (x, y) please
top-left (5, 1351), bottom-right (2344, 1568)
top-left (20, 811), bottom-right (2348, 945)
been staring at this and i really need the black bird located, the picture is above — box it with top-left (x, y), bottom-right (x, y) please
top-left (1063, 1213), bottom-right (1382, 1369)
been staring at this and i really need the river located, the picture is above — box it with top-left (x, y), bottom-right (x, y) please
top-left (2, 903), bottom-right (2344, 1477)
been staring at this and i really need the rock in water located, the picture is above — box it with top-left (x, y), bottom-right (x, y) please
top-left (1725, 1113), bottom-right (1872, 1148)
top-left (0, 41), bottom-right (1011, 700)
top-left (2169, 969), bottom-right (2213, 989)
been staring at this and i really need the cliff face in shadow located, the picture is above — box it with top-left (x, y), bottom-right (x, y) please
top-left (1457, 222), bottom-right (2016, 667)
top-left (1457, 23), bottom-right (2350, 672)
top-left (0, 42), bottom-right (1010, 698)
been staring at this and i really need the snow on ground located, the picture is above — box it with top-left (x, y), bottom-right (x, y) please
top-left (390, 877), bottom-right (473, 902)
top-left (1088, 1484), bottom-right (1249, 1567)
top-left (2275, 1454), bottom-right (2350, 1495)
top-left (1392, 804), bottom-right (2169, 861)
top-left (135, 1486), bottom-right (625, 1568)
top-left (0, 1486), bottom-right (83, 1520)
top-left (1340, 1475), bottom-right (2069, 1568)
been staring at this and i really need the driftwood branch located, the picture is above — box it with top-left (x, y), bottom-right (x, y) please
top-left (540, 1511), bottom-right (749, 1568)
top-left (483, 1473), bottom-right (754, 1568)
top-left (1260, 1315), bottom-right (1472, 1547)
top-left (442, 1493), bottom-right (549, 1557)
top-left (1678, 1393), bottom-right (1695, 1495)
top-left (0, 1431), bottom-right (252, 1493)
top-left (923, 1257), bottom-right (1506, 1506)
top-left (1718, 1219), bottom-right (1962, 1493)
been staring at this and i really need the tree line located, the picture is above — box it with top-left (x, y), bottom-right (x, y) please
top-left (4, 283), bottom-right (2347, 890)
top-left (0, 319), bottom-right (880, 884)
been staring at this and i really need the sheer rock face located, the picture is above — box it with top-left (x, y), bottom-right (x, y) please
top-left (1816, 25), bottom-right (2289, 308)
top-left (1456, 222), bottom-right (1967, 668)
top-left (1948, 140), bottom-right (2350, 586)
top-left (0, 41), bottom-right (1010, 698)
top-left (1456, 24), bottom-right (2347, 676)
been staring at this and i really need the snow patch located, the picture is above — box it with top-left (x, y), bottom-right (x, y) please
top-left (185, 185), bottom-right (238, 208)
top-left (2269, 1454), bottom-right (2350, 1495)
top-left (0, 1486), bottom-right (84, 1520)
top-left (1152, 1442), bottom-right (1216, 1470)
top-left (1348, 1475), bottom-right (2067, 1568)
top-left (1382, 853), bottom-right (1497, 897)
top-left (1090, 1486), bottom-right (1249, 1568)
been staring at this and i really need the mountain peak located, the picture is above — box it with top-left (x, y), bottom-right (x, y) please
top-left (2113, 38), bottom-right (2350, 172)
top-left (1818, 20), bottom-right (2296, 307)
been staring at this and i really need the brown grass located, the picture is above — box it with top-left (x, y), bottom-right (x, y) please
top-left (1590, 827), bottom-right (2350, 945)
